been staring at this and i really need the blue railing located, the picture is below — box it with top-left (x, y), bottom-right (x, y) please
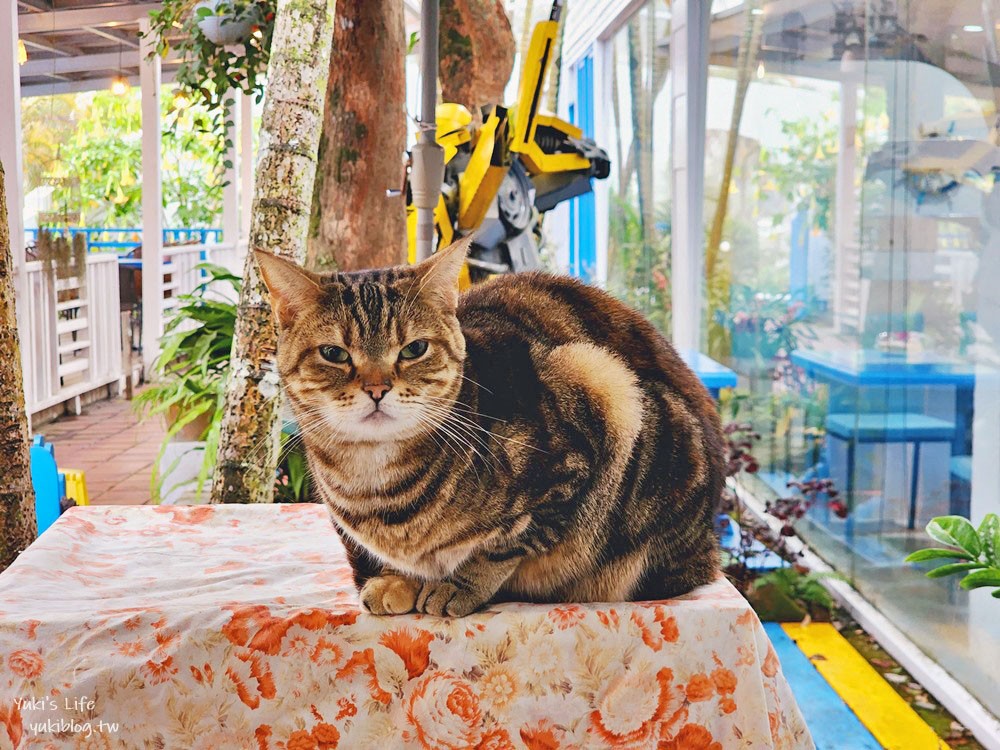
top-left (24, 227), bottom-right (223, 253)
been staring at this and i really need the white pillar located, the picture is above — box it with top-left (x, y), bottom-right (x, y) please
top-left (139, 17), bottom-right (162, 376)
top-left (239, 91), bottom-right (254, 243)
top-left (833, 67), bottom-right (859, 334)
top-left (670, 0), bottom-right (710, 352)
top-left (0, 1), bottom-right (31, 417)
top-left (221, 90), bottom-right (239, 247)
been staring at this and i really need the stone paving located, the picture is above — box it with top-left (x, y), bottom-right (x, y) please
top-left (36, 393), bottom-right (166, 506)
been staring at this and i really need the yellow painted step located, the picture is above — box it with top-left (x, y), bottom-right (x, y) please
top-left (782, 623), bottom-right (947, 750)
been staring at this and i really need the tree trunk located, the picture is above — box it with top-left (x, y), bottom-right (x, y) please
top-left (704, 5), bottom-right (762, 359)
top-left (439, 0), bottom-right (515, 112)
top-left (544, 0), bottom-right (566, 113)
top-left (627, 19), bottom-right (655, 256)
top-left (211, 0), bottom-right (336, 504)
top-left (705, 4), bottom-right (763, 295)
top-left (306, 0), bottom-right (407, 273)
top-left (0, 163), bottom-right (38, 570)
top-left (516, 0), bottom-right (536, 75)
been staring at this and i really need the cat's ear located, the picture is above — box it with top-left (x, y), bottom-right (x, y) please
top-left (413, 234), bottom-right (473, 310)
top-left (255, 251), bottom-right (323, 327)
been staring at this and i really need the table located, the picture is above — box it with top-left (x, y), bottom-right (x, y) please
top-left (0, 505), bottom-right (812, 749)
top-left (791, 347), bottom-right (977, 454)
top-left (791, 348), bottom-right (984, 534)
top-left (790, 348), bottom-right (977, 389)
top-left (679, 348), bottom-right (739, 398)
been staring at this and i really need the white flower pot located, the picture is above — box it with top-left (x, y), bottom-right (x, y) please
top-left (196, 0), bottom-right (255, 45)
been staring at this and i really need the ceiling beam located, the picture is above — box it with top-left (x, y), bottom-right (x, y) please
top-left (20, 48), bottom-right (180, 77)
top-left (18, 4), bottom-right (162, 34)
top-left (20, 37), bottom-right (78, 57)
top-left (20, 68), bottom-right (177, 98)
top-left (82, 26), bottom-right (141, 49)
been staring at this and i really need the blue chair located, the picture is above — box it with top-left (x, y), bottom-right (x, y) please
top-left (826, 413), bottom-right (956, 535)
top-left (949, 455), bottom-right (972, 519)
top-left (30, 436), bottom-right (62, 535)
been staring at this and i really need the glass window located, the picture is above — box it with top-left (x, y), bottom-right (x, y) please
top-left (704, 0), bottom-right (1000, 716)
top-left (604, 2), bottom-right (672, 333)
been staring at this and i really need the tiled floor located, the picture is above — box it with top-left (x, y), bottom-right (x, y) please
top-left (37, 393), bottom-right (166, 506)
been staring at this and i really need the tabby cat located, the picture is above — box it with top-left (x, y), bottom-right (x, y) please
top-left (255, 237), bottom-right (724, 617)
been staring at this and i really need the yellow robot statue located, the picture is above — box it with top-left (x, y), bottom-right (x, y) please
top-left (405, 0), bottom-right (610, 285)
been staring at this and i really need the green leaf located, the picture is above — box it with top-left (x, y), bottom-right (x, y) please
top-left (925, 516), bottom-right (982, 558)
top-left (905, 547), bottom-right (975, 563)
top-left (979, 513), bottom-right (1000, 567)
top-left (925, 562), bottom-right (985, 579)
top-left (959, 568), bottom-right (1000, 590)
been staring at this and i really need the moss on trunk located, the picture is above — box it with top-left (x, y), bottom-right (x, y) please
top-left (0, 163), bottom-right (38, 568)
top-left (210, 0), bottom-right (337, 504)
top-left (306, 0), bottom-right (407, 273)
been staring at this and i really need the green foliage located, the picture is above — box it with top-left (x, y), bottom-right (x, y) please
top-left (274, 431), bottom-right (311, 503)
top-left (905, 514), bottom-right (1000, 599)
top-left (606, 190), bottom-right (671, 333)
top-left (24, 89), bottom-right (224, 228)
top-left (134, 263), bottom-right (241, 500)
top-left (148, 0), bottom-right (273, 165)
top-left (135, 263), bottom-right (310, 502)
top-left (757, 110), bottom-right (838, 232)
top-left (754, 566), bottom-right (840, 613)
top-left (51, 92), bottom-right (142, 226)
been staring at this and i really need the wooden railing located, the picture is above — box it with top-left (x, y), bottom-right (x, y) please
top-left (23, 253), bottom-right (123, 415)
top-left (24, 240), bottom-right (247, 417)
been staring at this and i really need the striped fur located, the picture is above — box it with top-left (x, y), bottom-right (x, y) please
top-left (256, 240), bottom-right (724, 617)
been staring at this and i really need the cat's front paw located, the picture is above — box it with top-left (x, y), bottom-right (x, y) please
top-left (415, 581), bottom-right (485, 617)
top-left (360, 575), bottom-right (422, 615)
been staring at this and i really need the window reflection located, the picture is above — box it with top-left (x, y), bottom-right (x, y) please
top-left (702, 0), bottom-right (1000, 717)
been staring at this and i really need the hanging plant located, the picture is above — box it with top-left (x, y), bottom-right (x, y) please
top-left (147, 0), bottom-right (274, 173)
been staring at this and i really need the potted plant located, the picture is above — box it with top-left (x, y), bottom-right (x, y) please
top-left (147, 0), bottom-right (274, 162)
top-left (905, 514), bottom-right (1000, 599)
top-left (134, 262), bottom-right (240, 500)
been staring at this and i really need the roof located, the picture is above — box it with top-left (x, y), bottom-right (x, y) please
top-left (17, 1), bottom-right (175, 98)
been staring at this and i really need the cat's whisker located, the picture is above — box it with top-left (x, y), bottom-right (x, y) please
top-left (415, 400), bottom-right (547, 456)
top-left (460, 372), bottom-right (495, 395)
top-left (413, 403), bottom-right (505, 469)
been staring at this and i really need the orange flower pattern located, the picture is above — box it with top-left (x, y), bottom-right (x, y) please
top-left (0, 505), bottom-right (812, 749)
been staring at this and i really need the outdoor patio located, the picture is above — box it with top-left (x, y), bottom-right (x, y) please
top-left (37, 391), bottom-right (164, 506)
top-left (3, 0), bottom-right (1000, 748)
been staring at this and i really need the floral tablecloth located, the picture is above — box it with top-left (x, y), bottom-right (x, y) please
top-left (0, 504), bottom-right (812, 750)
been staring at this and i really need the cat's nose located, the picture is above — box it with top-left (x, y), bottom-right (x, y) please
top-left (362, 380), bottom-right (392, 403)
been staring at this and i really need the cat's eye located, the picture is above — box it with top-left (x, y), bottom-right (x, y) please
top-left (318, 345), bottom-right (350, 364)
top-left (399, 340), bottom-right (429, 360)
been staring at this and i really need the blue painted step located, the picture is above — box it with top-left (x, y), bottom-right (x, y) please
top-left (764, 623), bottom-right (881, 750)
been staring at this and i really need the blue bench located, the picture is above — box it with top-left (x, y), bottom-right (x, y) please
top-left (825, 412), bottom-right (956, 534)
top-left (679, 348), bottom-right (738, 399)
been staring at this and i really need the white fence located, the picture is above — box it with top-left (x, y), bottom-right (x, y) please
top-left (23, 253), bottom-right (123, 415)
top-left (24, 240), bottom-right (247, 417)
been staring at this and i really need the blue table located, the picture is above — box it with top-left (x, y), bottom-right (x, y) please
top-left (791, 348), bottom-right (984, 532)
top-left (790, 348), bottom-right (977, 389)
top-left (791, 348), bottom-right (977, 454)
top-left (679, 348), bottom-right (738, 398)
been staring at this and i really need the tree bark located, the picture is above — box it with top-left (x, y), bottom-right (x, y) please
top-left (705, 4), bottom-right (762, 291)
top-left (0, 162), bottom-right (38, 570)
top-left (306, 0), bottom-right (407, 273)
top-left (211, 0), bottom-right (336, 504)
top-left (627, 19), bottom-right (655, 255)
top-left (544, 0), bottom-right (566, 113)
top-left (439, 0), bottom-right (515, 112)
top-left (705, 4), bottom-right (762, 359)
